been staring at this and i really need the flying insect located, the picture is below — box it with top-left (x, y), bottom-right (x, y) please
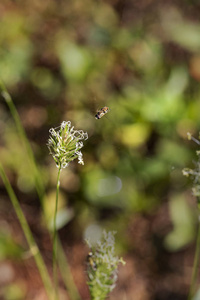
top-left (95, 106), bottom-right (109, 119)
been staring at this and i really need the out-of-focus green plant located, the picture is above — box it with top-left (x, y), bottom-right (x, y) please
top-left (164, 194), bottom-right (195, 251)
top-left (0, 231), bottom-right (24, 260)
top-left (86, 230), bottom-right (125, 300)
top-left (0, 163), bottom-right (54, 300)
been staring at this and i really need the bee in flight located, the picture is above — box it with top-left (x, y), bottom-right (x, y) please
top-left (95, 106), bottom-right (109, 119)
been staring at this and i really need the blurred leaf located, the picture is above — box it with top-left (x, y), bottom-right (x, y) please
top-left (89, 26), bottom-right (111, 46)
top-left (193, 287), bottom-right (200, 300)
top-left (157, 139), bottom-right (191, 166)
top-left (56, 40), bottom-right (92, 81)
top-left (165, 67), bottom-right (188, 97)
top-left (0, 232), bottom-right (23, 260)
top-left (117, 123), bottom-right (151, 148)
top-left (161, 7), bottom-right (200, 52)
top-left (31, 67), bottom-right (62, 99)
top-left (1, 128), bottom-right (35, 193)
top-left (140, 158), bottom-right (169, 181)
top-left (128, 38), bottom-right (162, 75)
top-left (164, 194), bottom-right (196, 251)
top-left (112, 28), bottom-right (135, 49)
top-left (92, 2), bottom-right (118, 29)
top-left (0, 13), bottom-right (33, 85)
top-left (44, 190), bottom-right (74, 230)
top-left (49, 207), bottom-right (74, 230)
top-left (84, 168), bottom-right (126, 207)
top-left (140, 67), bottom-right (188, 123)
top-left (3, 282), bottom-right (26, 300)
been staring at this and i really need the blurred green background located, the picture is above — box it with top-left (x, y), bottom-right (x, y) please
top-left (0, 0), bottom-right (200, 299)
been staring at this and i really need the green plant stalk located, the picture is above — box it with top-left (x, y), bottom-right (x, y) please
top-left (53, 166), bottom-right (61, 300)
top-left (0, 80), bottom-right (45, 211)
top-left (0, 163), bottom-right (54, 300)
top-left (57, 238), bottom-right (82, 300)
top-left (0, 79), bottom-right (82, 300)
top-left (188, 210), bottom-right (200, 300)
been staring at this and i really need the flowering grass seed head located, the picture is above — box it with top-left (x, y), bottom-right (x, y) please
top-left (86, 230), bottom-right (125, 300)
top-left (47, 121), bottom-right (88, 169)
top-left (183, 132), bottom-right (200, 201)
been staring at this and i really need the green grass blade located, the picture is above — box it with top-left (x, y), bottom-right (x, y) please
top-left (0, 80), bottom-right (82, 300)
top-left (0, 163), bottom-right (54, 300)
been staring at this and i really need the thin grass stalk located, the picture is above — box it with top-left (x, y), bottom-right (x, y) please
top-left (0, 80), bottom-right (82, 300)
top-left (53, 167), bottom-right (61, 300)
top-left (0, 163), bottom-right (54, 300)
top-left (188, 211), bottom-right (200, 300)
top-left (0, 80), bottom-right (45, 211)
top-left (57, 238), bottom-right (82, 300)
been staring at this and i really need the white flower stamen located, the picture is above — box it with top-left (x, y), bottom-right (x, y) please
top-left (47, 121), bottom-right (88, 169)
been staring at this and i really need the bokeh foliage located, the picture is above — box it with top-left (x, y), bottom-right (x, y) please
top-left (0, 0), bottom-right (200, 299)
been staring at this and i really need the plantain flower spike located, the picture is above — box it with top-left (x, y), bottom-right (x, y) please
top-left (86, 230), bottom-right (125, 300)
top-left (47, 121), bottom-right (88, 169)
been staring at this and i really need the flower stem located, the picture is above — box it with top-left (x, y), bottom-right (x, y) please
top-left (0, 80), bottom-right (82, 300)
top-left (57, 238), bottom-right (82, 300)
top-left (53, 166), bottom-right (61, 300)
top-left (188, 210), bottom-right (200, 300)
top-left (0, 163), bottom-right (54, 300)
